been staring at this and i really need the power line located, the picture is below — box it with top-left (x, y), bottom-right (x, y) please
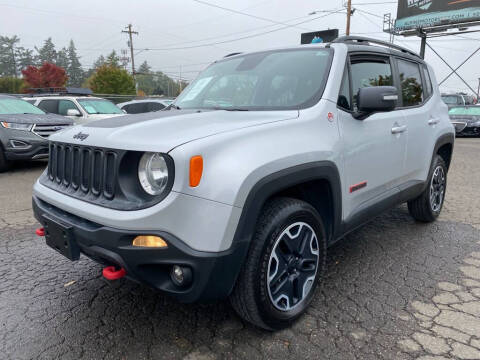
top-left (191, 0), bottom-right (315, 32)
top-left (137, 9), bottom-right (345, 51)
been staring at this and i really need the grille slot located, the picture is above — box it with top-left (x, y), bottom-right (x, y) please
top-left (46, 142), bottom-right (118, 200)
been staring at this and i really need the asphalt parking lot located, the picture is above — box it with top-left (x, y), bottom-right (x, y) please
top-left (1, 138), bottom-right (479, 360)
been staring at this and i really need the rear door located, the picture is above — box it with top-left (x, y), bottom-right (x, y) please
top-left (395, 58), bottom-right (436, 184)
top-left (338, 54), bottom-right (407, 220)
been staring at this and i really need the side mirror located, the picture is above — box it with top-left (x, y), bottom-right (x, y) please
top-left (66, 109), bottom-right (82, 117)
top-left (355, 86), bottom-right (398, 119)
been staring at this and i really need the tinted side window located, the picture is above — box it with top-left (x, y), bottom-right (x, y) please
top-left (58, 100), bottom-right (79, 115)
top-left (337, 66), bottom-right (351, 111)
top-left (422, 65), bottom-right (433, 98)
top-left (37, 100), bottom-right (59, 114)
top-left (350, 58), bottom-right (393, 110)
top-left (148, 102), bottom-right (165, 111)
top-left (397, 59), bottom-right (423, 107)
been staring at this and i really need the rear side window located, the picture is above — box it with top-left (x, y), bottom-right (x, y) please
top-left (148, 102), bottom-right (165, 111)
top-left (422, 65), bottom-right (433, 98)
top-left (397, 59), bottom-right (423, 107)
top-left (38, 100), bottom-right (59, 114)
top-left (350, 58), bottom-right (393, 110)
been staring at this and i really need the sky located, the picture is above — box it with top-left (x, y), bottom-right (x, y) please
top-left (1, 0), bottom-right (479, 93)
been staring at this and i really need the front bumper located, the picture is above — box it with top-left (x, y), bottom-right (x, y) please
top-left (2, 130), bottom-right (49, 160)
top-left (32, 196), bottom-right (248, 302)
top-left (457, 125), bottom-right (480, 137)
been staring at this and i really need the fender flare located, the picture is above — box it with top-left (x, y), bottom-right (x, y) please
top-left (432, 132), bottom-right (455, 170)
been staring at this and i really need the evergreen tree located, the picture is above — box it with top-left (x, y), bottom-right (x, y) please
top-left (67, 40), bottom-right (84, 87)
top-left (93, 55), bottom-right (105, 69)
top-left (138, 61), bottom-right (151, 74)
top-left (56, 47), bottom-right (69, 69)
top-left (36, 37), bottom-right (57, 65)
top-left (105, 50), bottom-right (120, 68)
top-left (16, 47), bottom-right (35, 72)
top-left (0, 35), bottom-right (20, 77)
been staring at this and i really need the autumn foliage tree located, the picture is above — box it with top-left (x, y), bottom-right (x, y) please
top-left (21, 62), bottom-right (67, 89)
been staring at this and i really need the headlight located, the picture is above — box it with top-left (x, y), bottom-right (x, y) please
top-left (0, 122), bottom-right (33, 131)
top-left (473, 120), bottom-right (480, 126)
top-left (138, 152), bottom-right (169, 195)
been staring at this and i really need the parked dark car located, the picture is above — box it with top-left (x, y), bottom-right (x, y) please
top-left (0, 95), bottom-right (73, 171)
top-left (448, 105), bottom-right (480, 137)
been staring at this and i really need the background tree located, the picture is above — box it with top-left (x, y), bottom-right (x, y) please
top-left (66, 40), bottom-right (84, 87)
top-left (85, 65), bottom-right (135, 94)
top-left (0, 35), bottom-right (20, 77)
top-left (22, 62), bottom-right (67, 88)
top-left (56, 47), bottom-right (69, 69)
top-left (105, 50), bottom-right (120, 68)
top-left (0, 77), bottom-right (24, 93)
top-left (16, 47), bottom-right (35, 73)
top-left (35, 37), bottom-right (57, 65)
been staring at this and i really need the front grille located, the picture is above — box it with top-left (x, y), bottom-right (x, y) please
top-left (47, 142), bottom-right (117, 200)
top-left (33, 124), bottom-right (71, 138)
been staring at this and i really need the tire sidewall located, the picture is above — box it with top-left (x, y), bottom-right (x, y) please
top-left (254, 203), bottom-right (326, 329)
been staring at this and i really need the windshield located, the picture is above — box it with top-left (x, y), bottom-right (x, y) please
top-left (0, 98), bottom-right (45, 115)
top-left (77, 99), bottom-right (123, 114)
top-left (449, 106), bottom-right (480, 116)
top-left (442, 95), bottom-right (462, 105)
top-left (174, 48), bottom-right (332, 110)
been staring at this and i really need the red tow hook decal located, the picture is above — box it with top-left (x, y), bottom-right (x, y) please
top-left (35, 227), bottom-right (45, 236)
top-left (102, 266), bottom-right (126, 280)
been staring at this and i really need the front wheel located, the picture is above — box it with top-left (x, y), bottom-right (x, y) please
top-left (230, 197), bottom-right (327, 330)
top-left (408, 155), bottom-right (447, 222)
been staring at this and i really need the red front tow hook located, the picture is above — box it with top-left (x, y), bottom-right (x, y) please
top-left (35, 227), bottom-right (45, 236)
top-left (102, 266), bottom-right (126, 280)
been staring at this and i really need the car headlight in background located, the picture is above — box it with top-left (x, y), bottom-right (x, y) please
top-left (0, 122), bottom-right (33, 131)
top-left (473, 120), bottom-right (480, 127)
top-left (138, 152), bottom-right (169, 195)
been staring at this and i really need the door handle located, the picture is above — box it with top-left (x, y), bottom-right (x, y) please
top-left (428, 118), bottom-right (440, 125)
top-left (391, 125), bottom-right (407, 134)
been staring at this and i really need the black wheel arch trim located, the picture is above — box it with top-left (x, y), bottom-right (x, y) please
top-left (433, 132), bottom-right (454, 170)
top-left (225, 161), bottom-right (342, 295)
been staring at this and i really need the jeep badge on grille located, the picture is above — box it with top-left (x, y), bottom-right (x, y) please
top-left (73, 132), bottom-right (89, 141)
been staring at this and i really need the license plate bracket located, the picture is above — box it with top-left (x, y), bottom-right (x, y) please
top-left (43, 215), bottom-right (80, 261)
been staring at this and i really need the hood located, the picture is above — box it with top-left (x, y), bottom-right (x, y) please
top-left (0, 113), bottom-right (73, 125)
top-left (50, 109), bottom-right (299, 152)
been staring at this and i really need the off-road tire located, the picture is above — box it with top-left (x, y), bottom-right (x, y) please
top-left (230, 197), bottom-right (327, 330)
top-left (408, 155), bottom-right (447, 222)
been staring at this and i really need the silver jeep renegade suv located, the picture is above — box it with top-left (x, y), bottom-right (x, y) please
top-left (33, 36), bottom-right (454, 330)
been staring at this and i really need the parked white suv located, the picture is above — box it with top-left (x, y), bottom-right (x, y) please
top-left (33, 37), bottom-right (454, 330)
top-left (24, 95), bottom-right (125, 124)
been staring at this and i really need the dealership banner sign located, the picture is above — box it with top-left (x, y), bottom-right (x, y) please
top-left (395, 0), bottom-right (480, 31)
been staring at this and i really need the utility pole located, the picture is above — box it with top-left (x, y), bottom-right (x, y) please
top-left (477, 78), bottom-right (480, 102)
top-left (346, 0), bottom-right (352, 36)
top-left (122, 24), bottom-right (138, 82)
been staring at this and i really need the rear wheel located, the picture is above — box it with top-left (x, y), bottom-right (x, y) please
top-left (0, 146), bottom-right (10, 173)
top-left (230, 197), bottom-right (326, 330)
top-left (408, 155), bottom-right (447, 222)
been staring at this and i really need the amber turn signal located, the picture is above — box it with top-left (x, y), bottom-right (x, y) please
top-left (189, 155), bottom-right (203, 187)
top-left (132, 235), bottom-right (168, 248)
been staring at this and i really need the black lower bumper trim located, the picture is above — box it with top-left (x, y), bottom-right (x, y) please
top-left (32, 196), bottom-right (248, 303)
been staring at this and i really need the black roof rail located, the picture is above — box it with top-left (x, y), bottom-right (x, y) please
top-left (332, 36), bottom-right (421, 59)
top-left (224, 52), bottom-right (242, 58)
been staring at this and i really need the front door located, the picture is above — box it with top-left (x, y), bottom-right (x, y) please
top-left (337, 54), bottom-right (407, 221)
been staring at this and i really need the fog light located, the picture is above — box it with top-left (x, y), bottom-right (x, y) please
top-left (132, 235), bottom-right (167, 248)
top-left (171, 265), bottom-right (192, 287)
